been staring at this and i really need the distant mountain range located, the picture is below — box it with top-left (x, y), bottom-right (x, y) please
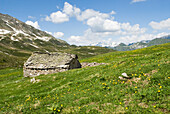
top-left (91, 35), bottom-right (170, 51)
top-left (111, 35), bottom-right (170, 51)
top-left (90, 42), bottom-right (118, 47)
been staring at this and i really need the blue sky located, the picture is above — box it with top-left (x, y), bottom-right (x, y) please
top-left (1, 0), bottom-right (170, 45)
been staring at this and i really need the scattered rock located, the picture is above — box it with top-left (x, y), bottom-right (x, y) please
top-left (30, 78), bottom-right (40, 83)
top-left (119, 73), bottom-right (131, 80)
top-left (30, 78), bottom-right (36, 83)
top-left (81, 62), bottom-right (107, 68)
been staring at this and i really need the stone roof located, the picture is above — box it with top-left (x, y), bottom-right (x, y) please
top-left (24, 52), bottom-right (78, 69)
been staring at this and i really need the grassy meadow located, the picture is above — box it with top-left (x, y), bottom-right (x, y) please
top-left (0, 43), bottom-right (170, 113)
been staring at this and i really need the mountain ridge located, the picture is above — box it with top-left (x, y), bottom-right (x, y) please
top-left (92, 35), bottom-right (170, 51)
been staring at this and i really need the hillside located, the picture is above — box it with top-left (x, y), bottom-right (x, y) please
top-left (0, 43), bottom-right (169, 113)
top-left (0, 13), bottom-right (115, 69)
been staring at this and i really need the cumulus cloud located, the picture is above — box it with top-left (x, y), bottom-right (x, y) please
top-left (131, 0), bottom-right (146, 3)
top-left (44, 2), bottom-right (163, 46)
top-left (68, 29), bottom-right (104, 45)
top-left (25, 21), bottom-right (40, 29)
top-left (87, 17), bottom-right (120, 32)
top-left (45, 11), bottom-right (69, 23)
top-left (76, 9), bottom-right (109, 21)
top-left (121, 23), bottom-right (146, 35)
top-left (149, 18), bottom-right (170, 30)
top-left (63, 2), bottom-right (74, 16)
top-left (45, 2), bottom-right (112, 24)
top-left (53, 32), bottom-right (64, 38)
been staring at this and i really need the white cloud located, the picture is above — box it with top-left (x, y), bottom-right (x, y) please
top-left (149, 18), bottom-right (170, 30)
top-left (63, 2), bottom-right (74, 16)
top-left (68, 29), bottom-right (103, 45)
top-left (28, 16), bottom-right (36, 19)
top-left (45, 11), bottom-right (69, 23)
top-left (45, 2), bottom-right (115, 26)
top-left (63, 2), bottom-right (81, 17)
top-left (44, 2), bottom-right (168, 46)
top-left (56, 6), bottom-right (60, 9)
top-left (110, 11), bottom-right (116, 15)
top-left (87, 17), bottom-right (120, 32)
top-left (76, 9), bottom-right (109, 21)
top-left (121, 23), bottom-right (146, 35)
top-left (53, 32), bottom-right (64, 38)
top-left (131, 0), bottom-right (146, 3)
top-left (25, 21), bottom-right (40, 29)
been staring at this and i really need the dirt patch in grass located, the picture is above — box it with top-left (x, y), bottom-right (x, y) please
top-left (138, 102), bottom-right (148, 108)
top-left (81, 62), bottom-right (107, 68)
top-left (101, 103), bottom-right (112, 107)
top-left (75, 97), bottom-right (88, 102)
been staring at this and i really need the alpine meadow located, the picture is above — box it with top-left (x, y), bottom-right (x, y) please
top-left (0, 0), bottom-right (170, 113)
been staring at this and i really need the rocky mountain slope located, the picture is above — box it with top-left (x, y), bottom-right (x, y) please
top-left (0, 13), bottom-right (69, 53)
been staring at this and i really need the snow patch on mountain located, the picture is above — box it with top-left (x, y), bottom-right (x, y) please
top-left (0, 29), bottom-right (11, 34)
top-left (90, 41), bottom-right (119, 47)
top-left (29, 44), bottom-right (39, 48)
top-left (34, 36), bottom-right (51, 41)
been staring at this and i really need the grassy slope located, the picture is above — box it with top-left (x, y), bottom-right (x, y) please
top-left (0, 43), bottom-right (170, 113)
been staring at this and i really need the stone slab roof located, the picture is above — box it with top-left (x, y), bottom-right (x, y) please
top-left (24, 52), bottom-right (78, 69)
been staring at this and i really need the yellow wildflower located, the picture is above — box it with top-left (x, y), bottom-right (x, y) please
top-left (58, 109), bottom-right (60, 112)
top-left (126, 107), bottom-right (128, 109)
top-left (158, 90), bottom-right (160, 93)
top-left (160, 86), bottom-right (162, 89)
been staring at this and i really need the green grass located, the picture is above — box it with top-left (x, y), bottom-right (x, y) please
top-left (0, 43), bottom-right (169, 113)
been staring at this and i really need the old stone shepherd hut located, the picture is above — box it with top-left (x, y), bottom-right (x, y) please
top-left (23, 52), bottom-right (81, 77)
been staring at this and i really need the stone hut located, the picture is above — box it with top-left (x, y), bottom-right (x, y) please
top-left (23, 52), bottom-right (81, 77)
